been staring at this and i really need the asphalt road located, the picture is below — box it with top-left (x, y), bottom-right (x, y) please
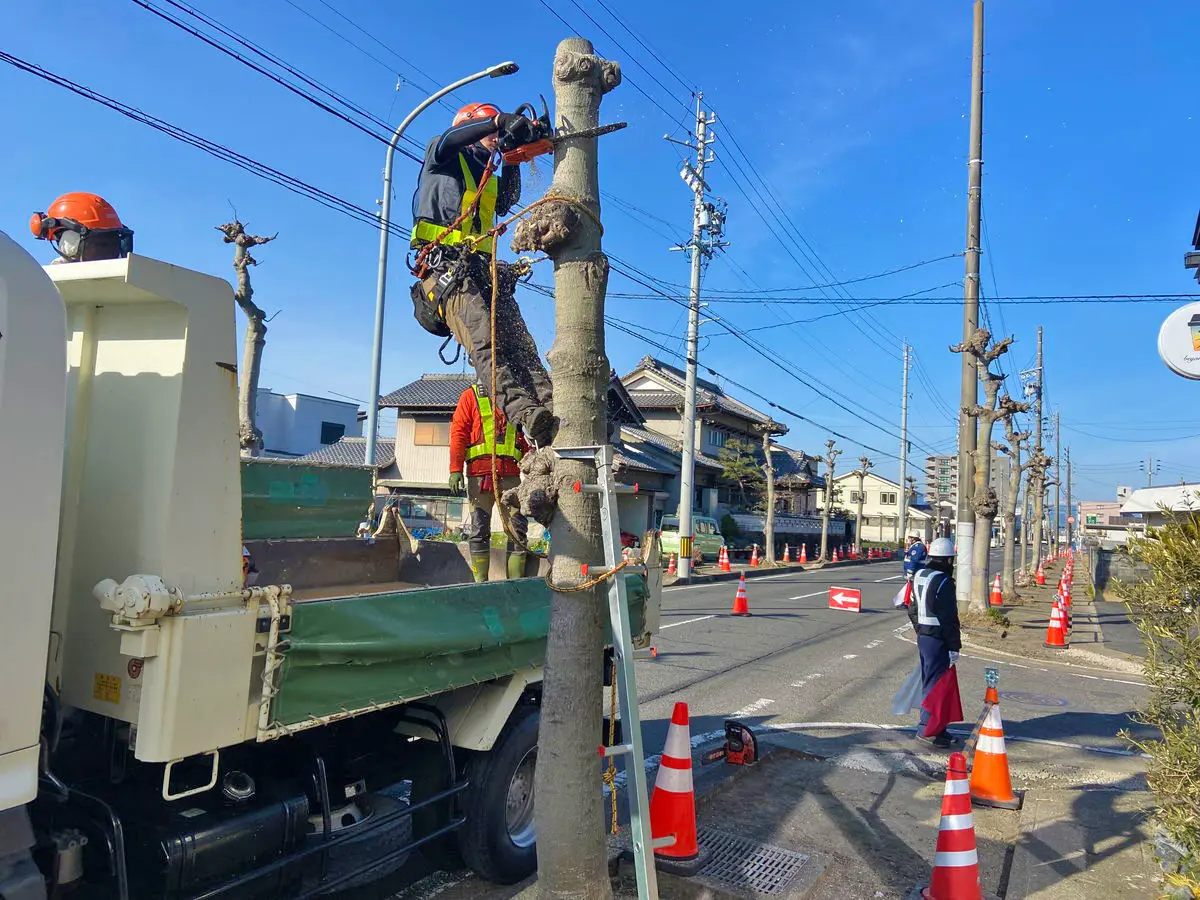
top-left (635, 556), bottom-right (1151, 768)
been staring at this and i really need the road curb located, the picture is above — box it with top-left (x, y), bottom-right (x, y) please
top-left (667, 556), bottom-right (887, 586)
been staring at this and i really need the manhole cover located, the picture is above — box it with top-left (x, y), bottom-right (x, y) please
top-left (999, 690), bottom-right (1069, 708)
top-left (696, 827), bottom-right (811, 895)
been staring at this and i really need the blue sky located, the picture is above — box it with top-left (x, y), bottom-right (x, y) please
top-left (4, 1), bottom-right (1198, 503)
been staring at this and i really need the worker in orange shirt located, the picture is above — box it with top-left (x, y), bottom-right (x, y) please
top-left (449, 383), bottom-right (532, 582)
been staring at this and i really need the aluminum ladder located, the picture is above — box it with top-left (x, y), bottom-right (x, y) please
top-left (554, 444), bottom-right (661, 900)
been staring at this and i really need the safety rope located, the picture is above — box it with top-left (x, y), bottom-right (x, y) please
top-left (602, 656), bottom-right (620, 834)
top-left (544, 557), bottom-right (630, 593)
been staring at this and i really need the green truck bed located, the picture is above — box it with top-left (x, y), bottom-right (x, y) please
top-left (271, 574), bottom-right (649, 728)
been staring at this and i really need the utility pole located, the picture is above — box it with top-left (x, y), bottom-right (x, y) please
top-left (898, 342), bottom-right (911, 548)
top-left (1066, 447), bottom-right (1073, 549)
top-left (956, 0), bottom-right (986, 605)
top-left (1054, 412), bottom-right (1062, 551)
top-left (1140, 456), bottom-right (1158, 487)
top-left (1030, 326), bottom-right (1044, 566)
top-left (666, 95), bottom-right (723, 580)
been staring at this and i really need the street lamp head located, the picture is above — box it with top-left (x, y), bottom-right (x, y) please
top-left (488, 61), bottom-right (520, 78)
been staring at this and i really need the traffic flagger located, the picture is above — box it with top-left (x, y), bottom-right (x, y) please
top-left (731, 573), bottom-right (751, 616)
top-left (650, 702), bottom-right (709, 874)
top-left (749, 544), bottom-right (760, 567)
top-left (1043, 602), bottom-right (1068, 648)
top-left (667, 553), bottom-right (677, 576)
top-left (970, 701), bottom-right (1024, 810)
top-left (989, 574), bottom-right (1003, 607)
top-left (922, 752), bottom-right (983, 900)
top-left (1035, 563), bottom-right (1045, 585)
top-left (799, 543), bottom-right (808, 563)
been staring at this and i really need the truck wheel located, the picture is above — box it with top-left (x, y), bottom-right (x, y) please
top-left (457, 705), bottom-right (538, 884)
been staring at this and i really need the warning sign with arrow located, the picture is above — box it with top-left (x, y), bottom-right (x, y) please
top-left (828, 586), bottom-right (861, 613)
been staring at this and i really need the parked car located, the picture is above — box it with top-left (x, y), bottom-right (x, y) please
top-left (658, 514), bottom-right (727, 563)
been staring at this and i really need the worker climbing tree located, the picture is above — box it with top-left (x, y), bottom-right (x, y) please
top-left (408, 102), bottom-right (556, 446)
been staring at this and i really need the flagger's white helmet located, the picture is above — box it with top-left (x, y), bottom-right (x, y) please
top-left (928, 537), bottom-right (956, 558)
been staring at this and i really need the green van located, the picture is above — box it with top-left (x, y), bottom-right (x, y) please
top-left (658, 514), bottom-right (727, 563)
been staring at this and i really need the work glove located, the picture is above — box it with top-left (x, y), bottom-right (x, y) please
top-left (948, 651), bottom-right (960, 665)
top-left (495, 113), bottom-right (536, 149)
top-left (448, 472), bottom-right (465, 494)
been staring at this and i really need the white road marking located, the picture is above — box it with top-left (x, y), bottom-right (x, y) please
top-left (790, 673), bottom-right (824, 688)
top-left (659, 614), bottom-right (717, 630)
top-left (874, 574), bottom-right (903, 583)
top-left (788, 590), bottom-right (828, 601)
top-left (665, 571), bottom-right (804, 592)
top-left (843, 654), bottom-right (858, 660)
top-left (865, 640), bottom-right (883, 649)
top-left (731, 698), bottom-right (776, 717)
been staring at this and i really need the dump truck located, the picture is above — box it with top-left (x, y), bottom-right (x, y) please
top-left (0, 232), bottom-right (661, 899)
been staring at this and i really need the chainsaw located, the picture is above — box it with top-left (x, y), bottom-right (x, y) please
top-left (500, 95), bottom-right (626, 165)
top-left (700, 719), bottom-right (760, 767)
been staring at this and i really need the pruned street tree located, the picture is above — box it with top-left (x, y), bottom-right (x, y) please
top-left (503, 36), bottom-right (622, 900)
top-left (819, 439), bottom-right (842, 561)
top-left (218, 219), bottom-right (276, 456)
top-left (756, 421), bottom-right (787, 566)
top-left (852, 455), bottom-right (873, 554)
top-left (952, 328), bottom-right (1029, 611)
top-left (1023, 447), bottom-right (1053, 578)
top-left (996, 418), bottom-right (1031, 603)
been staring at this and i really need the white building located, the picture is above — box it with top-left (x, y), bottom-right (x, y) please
top-left (256, 388), bottom-right (362, 458)
top-left (816, 471), bottom-right (935, 544)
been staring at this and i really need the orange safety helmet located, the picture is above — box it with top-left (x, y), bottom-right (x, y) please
top-left (29, 192), bottom-right (133, 261)
top-left (452, 102), bottom-right (500, 127)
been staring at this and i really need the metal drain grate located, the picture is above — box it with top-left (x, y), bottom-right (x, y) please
top-left (696, 827), bottom-right (811, 895)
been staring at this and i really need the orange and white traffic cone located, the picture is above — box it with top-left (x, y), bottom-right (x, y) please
top-left (782, 545), bottom-right (791, 563)
top-left (731, 573), bottom-right (751, 616)
top-left (970, 702), bottom-right (1024, 810)
top-left (1035, 563), bottom-right (1045, 585)
top-left (749, 544), bottom-right (760, 568)
top-left (923, 751), bottom-right (983, 900)
top-left (719, 545), bottom-right (731, 573)
top-left (1043, 602), bottom-right (1068, 649)
top-left (649, 702), bottom-right (710, 875)
top-left (800, 543), bottom-right (808, 563)
top-left (832, 547), bottom-right (839, 562)
top-left (667, 553), bottom-right (677, 576)
top-left (989, 574), bottom-right (1003, 607)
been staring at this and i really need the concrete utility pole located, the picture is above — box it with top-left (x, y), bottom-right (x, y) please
top-left (1054, 412), bottom-right (1062, 551)
top-left (955, 0), bottom-right (986, 606)
top-left (819, 439), bottom-right (842, 561)
top-left (1066, 447), bottom-right (1073, 549)
top-left (1031, 326), bottom-right (1045, 567)
top-left (1141, 456), bottom-right (1158, 487)
top-left (667, 95), bottom-right (721, 580)
top-left (898, 342), bottom-right (911, 548)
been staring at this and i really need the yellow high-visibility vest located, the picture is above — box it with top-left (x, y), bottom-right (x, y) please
top-left (412, 154), bottom-right (499, 254)
top-left (465, 385), bottom-right (522, 462)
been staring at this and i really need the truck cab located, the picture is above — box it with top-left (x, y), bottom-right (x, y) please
top-left (0, 232), bottom-right (660, 899)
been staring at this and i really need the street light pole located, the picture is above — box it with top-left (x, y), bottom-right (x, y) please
top-left (364, 61), bottom-right (520, 466)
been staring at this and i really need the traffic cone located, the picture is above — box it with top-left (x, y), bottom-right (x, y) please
top-left (782, 544), bottom-right (791, 563)
top-left (649, 702), bottom-right (709, 875)
top-left (1043, 602), bottom-right (1068, 649)
top-left (923, 752), bottom-right (982, 900)
top-left (731, 573), bottom-right (751, 616)
top-left (989, 574), bottom-right (1003, 607)
top-left (1035, 563), bottom-right (1045, 586)
top-left (970, 702), bottom-right (1024, 810)
top-left (667, 553), bottom-right (677, 576)
top-left (719, 545), bottom-right (731, 573)
top-left (749, 544), bottom-right (760, 568)
top-left (832, 547), bottom-right (839, 562)
top-left (800, 543), bottom-right (808, 563)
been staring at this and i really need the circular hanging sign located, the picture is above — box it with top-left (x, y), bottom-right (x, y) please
top-left (1157, 301), bottom-right (1200, 380)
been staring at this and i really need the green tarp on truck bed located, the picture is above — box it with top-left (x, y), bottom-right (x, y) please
top-left (271, 574), bottom-right (649, 727)
top-left (242, 458), bottom-right (373, 540)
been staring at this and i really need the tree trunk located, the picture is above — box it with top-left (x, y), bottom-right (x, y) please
top-left (1019, 480), bottom-right (1030, 577)
top-left (855, 476), bottom-right (865, 554)
top-left (509, 37), bottom-right (621, 900)
top-left (1032, 469), bottom-right (1044, 569)
top-left (238, 306), bottom-right (266, 456)
top-left (970, 436), bottom-right (996, 612)
top-left (1002, 445), bottom-right (1021, 602)
top-left (762, 429), bottom-right (776, 565)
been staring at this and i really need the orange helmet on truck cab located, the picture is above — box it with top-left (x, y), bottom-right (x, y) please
top-left (30, 192), bottom-right (134, 261)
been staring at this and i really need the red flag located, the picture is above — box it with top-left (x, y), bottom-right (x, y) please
top-left (921, 665), bottom-right (964, 737)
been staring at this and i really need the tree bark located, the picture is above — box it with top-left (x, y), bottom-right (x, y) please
top-left (999, 420), bottom-right (1030, 603)
top-left (218, 220), bottom-right (275, 456)
top-left (507, 37), bottom-right (621, 900)
top-left (853, 456), bottom-right (871, 553)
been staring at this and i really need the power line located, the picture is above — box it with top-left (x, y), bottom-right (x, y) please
top-left (602, 292), bottom-right (1199, 306)
top-left (0, 50), bottom-right (410, 240)
top-left (591, 0), bottom-right (695, 97)
top-left (693, 253), bottom-right (964, 295)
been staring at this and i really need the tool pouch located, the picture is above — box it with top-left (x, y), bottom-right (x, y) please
top-left (410, 277), bottom-right (452, 337)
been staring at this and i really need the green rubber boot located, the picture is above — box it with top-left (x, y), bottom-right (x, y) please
top-left (470, 551), bottom-right (491, 583)
top-left (506, 551), bottom-right (528, 580)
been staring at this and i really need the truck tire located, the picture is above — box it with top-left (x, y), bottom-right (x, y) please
top-left (457, 705), bottom-right (538, 884)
